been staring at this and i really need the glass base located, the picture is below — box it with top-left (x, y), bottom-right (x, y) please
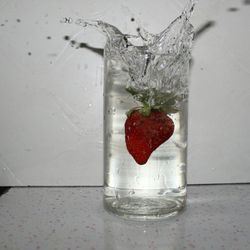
top-left (104, 192), bottom-right (186, 221)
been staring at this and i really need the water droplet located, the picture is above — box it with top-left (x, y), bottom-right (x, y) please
top-left (63, 35), bottom-right (70, 41)
top-left (228, 7), bottom-right (239, 12)
top-left (60, 17), bottom-right (73, 24)
top-left (70, 40), bottom-right (76, 47)
top-left (88, 103), bottom-right (92, 108)
top-left (75, 19), bottom-right (88, 27)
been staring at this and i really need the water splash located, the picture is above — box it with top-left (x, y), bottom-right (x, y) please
top-left (65, 0), bottom-right (196, 109)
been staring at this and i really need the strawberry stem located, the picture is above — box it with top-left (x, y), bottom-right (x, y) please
top-left (126, 86), bottom-right (180, 116)
top-left (139, 103), bottom-right (151, 116)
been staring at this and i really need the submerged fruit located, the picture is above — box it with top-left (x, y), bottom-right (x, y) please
top-left (125, 110), bottom-right (174, 165)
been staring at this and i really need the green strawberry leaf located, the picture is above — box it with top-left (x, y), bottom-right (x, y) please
top-left (126, 86), bottom-right (180, 114)
top-left (139, 103), bottom-right (151, 116)
top-left (126, 86), bottom-right (150, 104)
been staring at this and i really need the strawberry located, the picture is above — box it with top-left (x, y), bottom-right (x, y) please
top-left (125, 110), bottom-right (174, 165)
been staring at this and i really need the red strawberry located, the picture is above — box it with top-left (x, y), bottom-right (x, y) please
top-left (125, 110), bottom-right (174, 165)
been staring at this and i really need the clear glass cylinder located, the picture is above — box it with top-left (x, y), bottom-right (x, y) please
top-left (98, 0), bottom-right (194, 220)
top-left (103, 47), bottom-right (188, 220)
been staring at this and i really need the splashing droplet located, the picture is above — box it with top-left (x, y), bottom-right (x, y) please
top-left (63, 35), bottom-right (70, 41)
top-left (60, 17), bottom-right (73, 24)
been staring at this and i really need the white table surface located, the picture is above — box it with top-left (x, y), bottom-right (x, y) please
top-left (0, 185), bottom-right (250, 250)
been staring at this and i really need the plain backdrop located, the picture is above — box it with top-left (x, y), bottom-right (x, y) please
top-left (0, 0), bottom-right (249, 186)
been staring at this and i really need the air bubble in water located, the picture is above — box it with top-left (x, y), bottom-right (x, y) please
top-left (178, 163), bottom-right (186, 168)
top-left (115, 190), bottom-right (121, 199)
top-left (157, 190), bottom-right (165, 195)
top-left (111, 107), bottom-right (116, 114)
top-left (178, 163), bottom-right (186, 174)
top-left (173, 141), bottom-right (187, 149)
top-left (135, 176), bottom-right (139, 184)
top-left (128, 190), bottom-right (135, 196)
